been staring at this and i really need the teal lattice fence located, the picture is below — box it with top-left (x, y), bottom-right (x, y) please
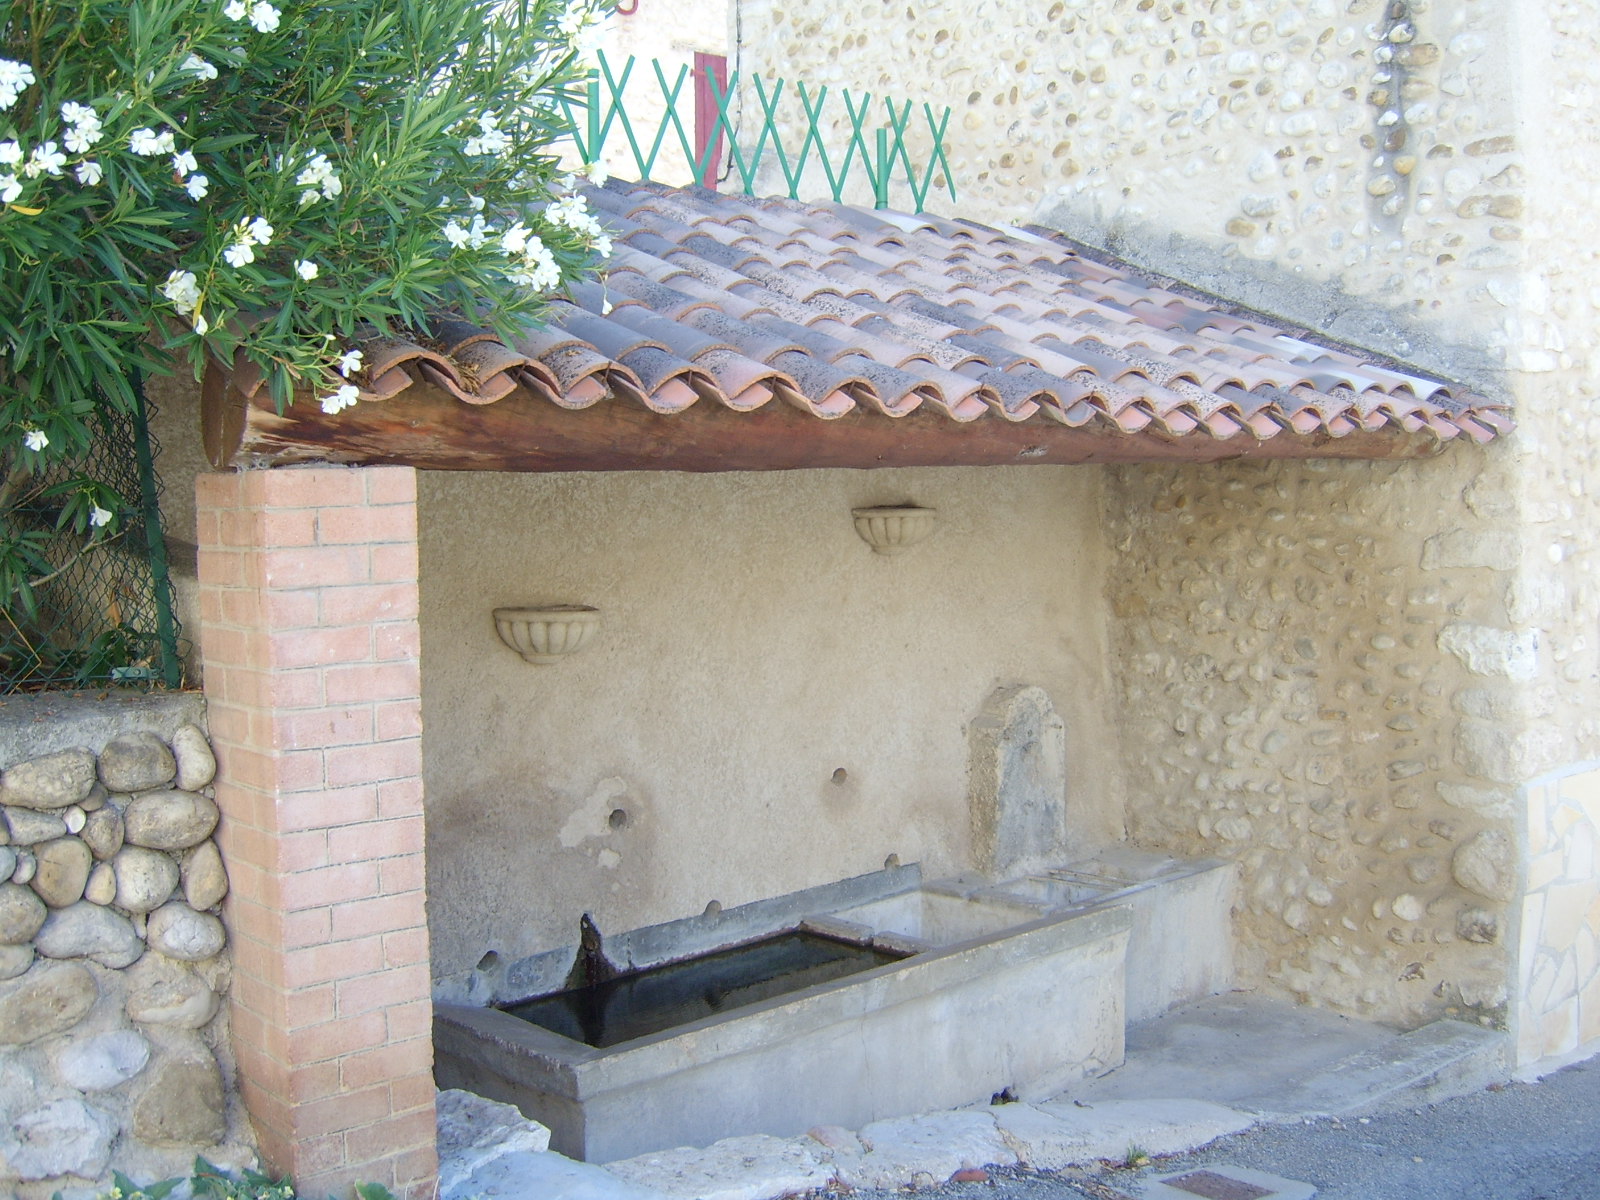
top-left (561, 52), bottom-right (956, 211)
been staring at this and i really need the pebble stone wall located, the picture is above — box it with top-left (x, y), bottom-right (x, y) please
top-left (1103, 448), bottom-right (1521, 1028)
top-left (0, 714), bottom-right (252, 1196)
top-left (738, 0), bottom-right (1539, 372)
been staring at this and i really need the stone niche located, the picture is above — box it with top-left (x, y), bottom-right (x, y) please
top-left (0, 694), bottom-right (254, 1198)
top-left (969, 685), bottom-right (1068, 879)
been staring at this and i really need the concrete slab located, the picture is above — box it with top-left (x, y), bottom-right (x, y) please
top-left (604, 1134), bottom-right (834, 1200)
top-left (1137, 1163), bottom-right (1316, 1200)
top-left (1251, 1018), bottom-right (1507, 1118)
top-left (833, 1110), bottom-right (1018, 1189)
top-left (1065, 994), bottom-right (1401, 1109)
top-left (444, 1149), bottom-right (671, 1200)
top-left (986, 1098), bottom-right (1253, 1169)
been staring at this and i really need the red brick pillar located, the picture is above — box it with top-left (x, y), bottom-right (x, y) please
top-left (195, 466), bottom-right (436, 1200)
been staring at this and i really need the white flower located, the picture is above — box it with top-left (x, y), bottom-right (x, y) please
top-left (193, 312), bottom-right (210, 335)
top-left (23, 142), bottom-right (65, 178)
top-left (21, 429), bottom-right (47, 452)
top-left (88, 504), bottom-right (112, 528)
top-left (468, 194), bottom-right (486, 212)
top-left (223, 240), bottom-right (255, 268)
top-left (506, 232), bottom-right (560, 292)
top-left (0, 58), bottom-right (35, 111)
top-left (172, 150), bottom-right (198, 177)
top-left (181, 53), bottom-right (219, 81)
top-left (129, 127), bottom-right (175, 156)
top-left (295, 259), bottom-right (319, 280)
top-left (185, 173), bottom-right (209, 199)
top-left (337, 348), bottom-right (363, 377)
top-left (501, 223), bottom-right (530, 255)
top-left (75, 160), bottom-right (103, 186)
top-left (320, 384), bottom-right (359, 414)
top-left (60, 102), bottom-right (103, 153)
top-left (223, 0), bottom-right (248, 19)
top-left (580, 158), bottom-right (608, 185)
top-left (246, 216), bottom-right (273, 245)
top-left (161, 269), bottom-right (202, 313)
top-left (463, 112), bottom-right (511, 157)
top-left (0, 173), bottom-right (22, 203)
top-left (0, 141), bottom-right (18, 166)
top-left (442, 219), bottom-right (470, 249)
top-left (294, 152), bottom-right (342, 205)
top-left (249, 1), bottom-right (281, 31)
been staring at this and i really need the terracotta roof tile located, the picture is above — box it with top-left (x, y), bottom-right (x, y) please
top-left (224, 179), bottom-right (1511, 460)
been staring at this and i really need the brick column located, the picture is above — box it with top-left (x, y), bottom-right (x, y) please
top-left (196, 466), bottom-right (435, 1200)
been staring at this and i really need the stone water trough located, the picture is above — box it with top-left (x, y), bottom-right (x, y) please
top-left (434, 850), bottom-right (1234, 1162)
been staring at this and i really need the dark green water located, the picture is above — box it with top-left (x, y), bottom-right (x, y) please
top-left (501, 931), bottom-right (904, 1048)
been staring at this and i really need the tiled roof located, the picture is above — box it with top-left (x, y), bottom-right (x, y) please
top-left (217, 180), bottom-right (1512, 470)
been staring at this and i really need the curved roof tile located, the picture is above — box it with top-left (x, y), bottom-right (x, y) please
top-left (227, 180), bottom-right (1510, 453)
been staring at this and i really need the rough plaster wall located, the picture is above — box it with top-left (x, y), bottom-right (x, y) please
top-left (586, 0), bottom-right (731, 186)
top-left (1520, 766), bottom-right (1600, 1063)
top-left (417, 465), bottom-right (1119, 982)
top-left (737, 0), bottom-right (1524, 373)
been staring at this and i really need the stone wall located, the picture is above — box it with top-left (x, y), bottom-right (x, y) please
top-left (1103, 448), bottom-right (1523, 1028)
top-left (736, 0), bottom-right (1524, 376)
top-left (0, 694), bottom-right (251, 1196)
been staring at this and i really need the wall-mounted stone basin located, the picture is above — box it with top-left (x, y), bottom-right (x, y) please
top-left (433, 851), bottom-right (1234, 1163)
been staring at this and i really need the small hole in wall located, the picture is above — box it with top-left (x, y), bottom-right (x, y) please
top-left (831, 767), bottom-right (848, 784)
top-left (476, 951), bottom-right (501, 973)
top-left (608, 808), bottom-right (630, 830)
top-left (884, 853), bottom-right (901, 869)
top-left (704, 900), bottom-right (722, 916)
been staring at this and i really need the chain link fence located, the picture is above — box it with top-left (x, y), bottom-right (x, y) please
top-left (1, 386), bottom-right (184, 692)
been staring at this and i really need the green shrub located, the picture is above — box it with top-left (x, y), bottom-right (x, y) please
top-left (2, 0), bottom-right (608, 614)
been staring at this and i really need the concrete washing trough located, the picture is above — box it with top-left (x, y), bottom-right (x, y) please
top-left (433, 851), bottom-right (1235, 1163)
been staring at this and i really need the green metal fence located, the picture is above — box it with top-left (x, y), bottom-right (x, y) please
top-left (1, 381), bottom-right (184, 693)
top-left (561, 52), bottom-right (956, 212)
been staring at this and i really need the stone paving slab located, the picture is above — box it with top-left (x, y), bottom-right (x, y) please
top-left (605, 1133), bottom-right (835, 1200)
top-left (832, 1110), bottom-right (1019, 1190)
top-left (992, 1099), bottom-right (1255, 1169)
top-left (445, 1149), bottom-right (673, 1200)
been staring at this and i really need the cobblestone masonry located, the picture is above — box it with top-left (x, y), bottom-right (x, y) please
top-left (0, 707), bottom-right (254, 1199)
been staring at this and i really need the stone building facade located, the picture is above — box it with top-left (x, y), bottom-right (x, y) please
top-left (105, 0), bottom-right (1600, 1191)
top-left (736, 0), bottom-right (1600, 1058)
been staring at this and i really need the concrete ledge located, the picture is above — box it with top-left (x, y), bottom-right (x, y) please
top-left (0, 691), bottom-right (206, 767)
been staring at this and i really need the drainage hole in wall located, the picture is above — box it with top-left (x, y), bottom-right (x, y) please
top-left (704, 899), bottom-right (722, 916)
top-left (884, 853), bottom-right (901, 869)
top-left (476, 950), bottom-right (501, 973)
top-left (608, 808), bottom-right (630, 830)
top-left (831, 767), bottom-right (848, 784)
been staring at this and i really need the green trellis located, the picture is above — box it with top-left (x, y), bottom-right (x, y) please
top-left (562, 52), bottom-right (956, 211)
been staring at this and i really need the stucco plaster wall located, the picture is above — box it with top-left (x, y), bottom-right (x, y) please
top-left (417, 465), bottom-right (1120, 984)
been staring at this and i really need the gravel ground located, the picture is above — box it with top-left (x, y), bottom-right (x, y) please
top-left (840, 1057), bottom-right (1600, 1200)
